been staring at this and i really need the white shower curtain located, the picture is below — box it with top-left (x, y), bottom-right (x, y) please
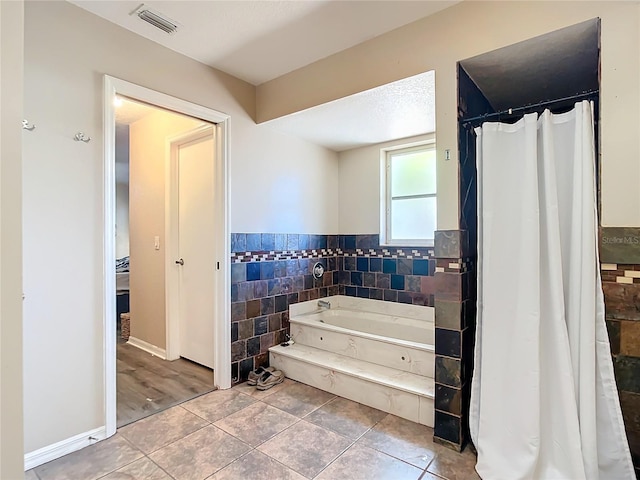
top-left (469, 101), bottom-right (634, 480)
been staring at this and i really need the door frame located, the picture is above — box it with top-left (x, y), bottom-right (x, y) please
top-left (103, 75), bottom-right (231, 438)
top-left (165, 125), bottom-right (216, 363)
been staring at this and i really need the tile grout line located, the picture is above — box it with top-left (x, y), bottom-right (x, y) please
top-left (421, 447), bottom-right (439, 476)
top-left (239, 392), bottom-right (351, 479)
top-left (310, 435), bottom-right (359, 479)
top-left (180, 391), bottom-right (262, 477)
top-left (352, 413), bottom-right (441, 473)
top-left (254, 394), bottom-right (383, 479)
top-left (138, 409), bottom-right (256, 480)
top-left (318, 396), bottom-right (419, 470)
top-left (91, 434), bottom-right (148, 480)
top-left (204, 446), bottom-right (255, 479)
top-left (253, 443), bottom-right (307, 478)
top-left (29, 469), bottom-right (42, 480)
top-left (213, 400), bottom-right (300, 450)
top-left (418, 467), bottom-right (449, 480)
top-left (124, 404), bottom-right (214, 457)
top-left (249, 414), bottom-right (310, 479)
top-left (145, 454), bottom-right (178, 480)
top-left (248, 388), bottom-right (409, 479)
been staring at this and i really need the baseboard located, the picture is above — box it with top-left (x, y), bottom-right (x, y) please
top-left (127, 336), bottom-right (167, 359)
top-left (24, 426), bottom-right (107, 470)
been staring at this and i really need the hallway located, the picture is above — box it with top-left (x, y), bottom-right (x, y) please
top-left (117, 342), bottom-right (214, 427)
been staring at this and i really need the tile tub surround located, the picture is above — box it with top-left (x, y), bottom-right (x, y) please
top-left (339, 234), bottom-right (436, 307)
top-left (230, 233), bottom-right (437, 383)
top-left (433, 230), bottom-right (475, 452)
top-left (230, 251), bottom-right (340, 384)
top-left (602, 258), bottom-right (640, 475)
top-left (231, 233), bottom-right (436, 306)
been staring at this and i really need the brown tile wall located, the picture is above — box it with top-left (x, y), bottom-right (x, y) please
top-left (430, 232), bottom-right (640, 465)
top-left (230, 252), bottom-right (340, 384)
top-left (229, 233), bottom-right (436, 384)
top-left (602, 262), bottom-right (640, 476)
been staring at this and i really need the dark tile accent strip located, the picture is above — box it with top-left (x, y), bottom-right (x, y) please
top-left (435, 328), bottom-right (461, 358)
top-left (435, 384), bottom-right (462, 415)
top-left (239, 358), bottom-right (253, 381)
top-left (607, 320), bottom-right (621, 355)
top-left (615, 356), bottom-right (640, 394)
top-left (435, 356), bottom-right (462, 388)
top-left (434, 411), bottom-right (461, 445)
top-left (620, 391), bottom-right (640, 433)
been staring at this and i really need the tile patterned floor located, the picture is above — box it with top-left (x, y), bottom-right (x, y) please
top-left (28, 379), bottom-right (481, 480)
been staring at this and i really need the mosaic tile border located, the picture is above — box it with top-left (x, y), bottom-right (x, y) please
top-left (601, 263), bottom-right (640, 284)
top-left (435, 259), bottom-right (469, 273)
top-left (232, 249), bottom-right (341, 263)
top-left (231, 246), bottom-right (435, 263)
top-left (345, 248), bottom-right (434, 259)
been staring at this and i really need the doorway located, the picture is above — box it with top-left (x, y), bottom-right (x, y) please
top-left (104, 76), bottom-right (231, 436)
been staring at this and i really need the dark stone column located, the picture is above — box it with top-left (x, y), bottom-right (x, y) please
top-left (433, 230), bottom-right (475, 451)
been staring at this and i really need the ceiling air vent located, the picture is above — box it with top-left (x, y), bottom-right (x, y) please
top-left (132, 4), bottom-right (179, 35)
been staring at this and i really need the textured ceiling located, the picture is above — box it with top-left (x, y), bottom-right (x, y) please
top-left (114, 97), bottom-right (156, 125)
top-left (265, 71), bottom-right (435, 152)
top-left (69, 0), bottom-right (458, 85)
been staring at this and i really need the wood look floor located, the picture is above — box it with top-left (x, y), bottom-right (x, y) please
top-left (117, 341), bottom-right (215, 428)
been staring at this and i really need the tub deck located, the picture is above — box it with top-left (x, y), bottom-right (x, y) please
top-left (270, 295), bottom-right (435, 426)
top-left (297, 309), bottom-right (434, 345)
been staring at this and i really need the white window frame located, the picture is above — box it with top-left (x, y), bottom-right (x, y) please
top-left (380, 137), bottom-right (436, 247)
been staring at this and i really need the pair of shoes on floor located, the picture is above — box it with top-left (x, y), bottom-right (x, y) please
top-left (247, 366), bottom-right (285, 391)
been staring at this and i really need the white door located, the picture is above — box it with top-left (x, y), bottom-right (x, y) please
top-left (177, 131), bottom-right (216, 368)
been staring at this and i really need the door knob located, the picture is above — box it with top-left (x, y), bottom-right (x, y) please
top-left (175, 258), bottom-right (184, 265)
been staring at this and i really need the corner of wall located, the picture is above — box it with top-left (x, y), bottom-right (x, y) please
top-left (0, 0), bottom-right (25, 476)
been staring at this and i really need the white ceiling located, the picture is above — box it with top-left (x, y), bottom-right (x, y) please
top-left (69, 0), bottom-right (457, 86)
top-left (78, 1), bottom-right (450, 152)
top-left (265, 71), bottom-right (435, 152)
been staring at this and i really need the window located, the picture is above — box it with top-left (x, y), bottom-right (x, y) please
top-left (381, 142), bottom-right (436, 246)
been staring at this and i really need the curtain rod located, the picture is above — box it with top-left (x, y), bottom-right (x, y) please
top-left (460, 90), bottom-right (599, 128)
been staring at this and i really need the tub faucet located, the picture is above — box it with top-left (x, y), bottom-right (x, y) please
top-left (317, 300), bottom-right (331, 309)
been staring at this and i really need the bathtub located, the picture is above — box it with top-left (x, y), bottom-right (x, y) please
top-left (289, 296), bottom-right (434, 376)
top-left (270, 296), bottom-right (435, 426)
